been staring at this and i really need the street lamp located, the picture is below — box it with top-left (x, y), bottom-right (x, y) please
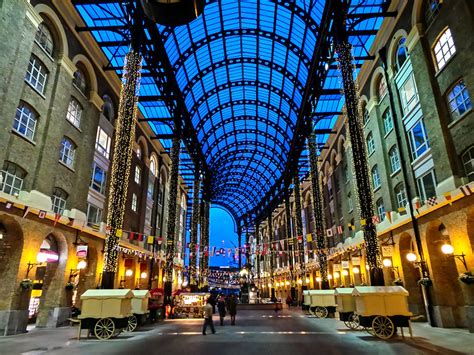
top-left (341, 269), bottom-right (349, 277)
top-left (382, 258), bottom-right (393, 267)
top-left (406, 252), bottom-right (417, 262)
top-left (441, 243), bottom-right (468, 271)
top-left (352, 266), bottom-right (360, 274)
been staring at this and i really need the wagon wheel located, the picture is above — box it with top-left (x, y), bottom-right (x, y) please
top-left (124, 315), bottom-right (138, 333)
top-left (372, 316), bottom-right (395, 339)
top-left (349, 313), bottom-right (363, 330)
top-left (94, 318), bottom-right (115, 340)
top-left (314, 306), bottom-right (328, 318)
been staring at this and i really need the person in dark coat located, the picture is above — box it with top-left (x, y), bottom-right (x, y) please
top-left (217, 295), bottom-right (227, 325)
top-left (227, 295), bottom-right (237, 325)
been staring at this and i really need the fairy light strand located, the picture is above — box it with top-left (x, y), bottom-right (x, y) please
top-left (189, 176), bottom-right (201, 286)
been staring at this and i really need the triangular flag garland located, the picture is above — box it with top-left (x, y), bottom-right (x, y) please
top-left (38, 210), bottom-right (47, 219)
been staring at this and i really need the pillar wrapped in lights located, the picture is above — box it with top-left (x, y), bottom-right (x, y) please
top-left (201, 200), bottom-right (210, 288)
top-left (268, 214), bottom-right (275, 299)
top-left (284, 192), bottom-right (294, 272)
top-left (102, 50), bottom-right (142, 288)
top-left (308, 133), bottom-right (329, 289)
top-left (334, 7), bottom-right (383, 285)
top-left (189, 174), bottom-right (201, 290)
top-left (164, 137), bottom-right (181, 299)
top-left (255, 220), bottom-right (260, 286)
top-left (293, 176), bottom-right (304, 270)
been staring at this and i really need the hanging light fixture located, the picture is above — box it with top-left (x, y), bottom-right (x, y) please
top-left (141, 0), bottom-right (206, 27)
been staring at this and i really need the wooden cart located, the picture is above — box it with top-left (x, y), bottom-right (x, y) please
top-left (309, 290), bottom-right (337, 318)
top-left (77, 289), bottom-right (133, 340)
top-left (352, 286), bottom-right (413, 339)
top-left (125, 290), bottom-right (150, 332)
top-left (335, 288), bottom-right (361, 330)
top-left (303, 290), bottom-right (311, 312)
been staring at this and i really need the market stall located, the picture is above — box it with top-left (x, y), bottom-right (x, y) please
top-left (125, 290), bottom-right (150, 332)
top-left (173, 293), bottom-right (209, 319)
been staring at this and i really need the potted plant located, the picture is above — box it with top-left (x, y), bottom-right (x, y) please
top-left (392, 278), bottom-right (404, 286)
top-left (459, 272), bottom-right (474, 285)
top-left (65, 282), bottom-right (75, 290)
top-left (417, 277), bottom-right (432, 286)
top-left (20, 279), bottom-right (33, 290)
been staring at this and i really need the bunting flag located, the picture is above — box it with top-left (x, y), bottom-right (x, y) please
top-left (53, 213), bottom-right (61, 226)
top-left (326, 228), bottom-right (333, 237)
top-left (414, 200), bottom-right (422, 210)
top-left (347, 223), bottom-right (355, 231)
top-left (443, 192), bottom-right (452, 205)
top-left (297, 235), bottom-right (303, 243)
top-left (157, 237), bottom-right (163, 245)
top-left (385, 211), bottom-right (392, 223)
top-left (67, 217), bottom-right (75, 226)
top-left (38, 210), bottom-right (47, 219)
top-left (360, 219), bottom-right (366, 226)
top-left (5, 201), bottom-right (13, 209)
top-left (147, 235), bottom-right (154, 244)
top-left (22, 206), bottom-right (30, 219)
top-left (426, 196), bottom-right (438, 207)
top-left (337, 225), bottom-right (343, 235)
top-left (372, 216), bottom-right (380, 225)
top-left (460, 184), bottom-right (472, 196)
top-left (398, 207), bottom-right (407, 215)
top-left (306, 233), bottom-right (313, 242)
top-left (116, 229), bottom-right (123, 237)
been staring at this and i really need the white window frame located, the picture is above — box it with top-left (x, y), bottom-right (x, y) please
top-left (59, 137), bottom-right (76, 168)
top-left (135, 165), bottom-right (141, 184)
top-left (367, 133), bottom-right (375, 155)
top-left (52, 189), bottom-right (67, 214)
top-left (25, 56), bottom-right (48, 94)
top-left (372, 165), bottom-right (381, 189)
top-left (34, 23), bottom-right (54, 57)
top-left (447, 79), bottom-right (472, 121)
top-left (376, 199), bottom-right (385, 221)
top-left (389, 146), bottom-right (401, 174)
top-left (382, 109), bottom-right (393, 136)
top-left (408, 119), bottom-right (430, 160)
top-left (132, 193), bottom-right (138, 212)
top-left (95, 126), bottom-right (111, 159)
top-left (66, 97), bottom-right (82, 128)
top-left (90, 162), bottom-right (107, 195)
top-left (462, 146), bottom-right (474, 182)
top-left (433, 28), bottom-right (456, 71)
top-left (417, 170), bottom-right (437, 202)
top-left (87, 203), bottom-right (103, 225)
top-left (395, 184), bottom-right (408, 209)
top-left (399, 73), bottom-right (419, 115)
top-left (0, 164), bottom-right (25, 195)
top-left (13, 104), bottom-right (37, 141)
top-left (378, 77), bottom-right (388, 102)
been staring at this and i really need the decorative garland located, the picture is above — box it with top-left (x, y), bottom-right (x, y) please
top-left (103, 50), bottom-right (142, 275)
top-left (284, 193), bottom-right (294, 274)
top-left (293, 175), bottom-right (304, 271)
top-left (189, 176), bottom-right (201, 286)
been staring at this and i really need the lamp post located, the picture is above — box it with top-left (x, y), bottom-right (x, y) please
top-left (441, 243), bottom-right (469, 272)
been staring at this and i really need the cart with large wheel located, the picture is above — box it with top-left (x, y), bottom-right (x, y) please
top-left (309, 290), bottom-right (336, 318)
top-left (352, 286), bottom-right (413, 339)
top-left (335, 288), bottom-right (361, 330)
top-left (124, 290), bottom-right (150, 332)
top-left (77, 289), bottom-right (133, 340)
top-left (302, 290), bottom-right (311, 312)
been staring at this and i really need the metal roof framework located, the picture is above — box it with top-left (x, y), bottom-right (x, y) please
top-left (73, 0), bottom-right (392, 228)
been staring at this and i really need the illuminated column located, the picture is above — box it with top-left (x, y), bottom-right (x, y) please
top-left (237, 225), bottom-right (242, 270)
top-left (293, 176), bottom-right (304, 271)
top-left (164, 136), bottom-right (181, 301)
top-left (308, 133), bottom-right (329, 289)
top-left (284, 192), bottom-right (294, 272)
top-left (334, 7), bottom-right (383, 285)
top-left (268, 214), bottom-right (275, 299)
top-left (201, 200), bottom-right (210, 288)
top-left (255, 220), bottom-right (260, 285)
top-left (189, 174), bottom-right (201, 290)
top-left (102, 50), bottom-right (142, 288)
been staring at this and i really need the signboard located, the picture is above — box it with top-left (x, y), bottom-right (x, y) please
top-left (381, 245), bottom-right (394, 257)
top-left (351, 257), bottom-right (361, 265)
top-left (341, 260), bottom-right (350, 269)
top-left (76, 245), bottom-right (88, 258)
top-left (333, 264), bottom-right (341, 271)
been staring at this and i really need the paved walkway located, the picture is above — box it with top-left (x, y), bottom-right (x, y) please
top-left (0, 309), bottom-right (472, 354)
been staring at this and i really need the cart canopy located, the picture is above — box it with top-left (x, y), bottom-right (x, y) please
top-left (132, 290), bottom-right (151, 299)
top-left (335, 288), bottom-right (354, 295)
top-left (352, 286), bottom-right (408, 296)
top-left (311, 290), bottom-right (336, 295)
top-left (81, 289), bottom-right (133, 299)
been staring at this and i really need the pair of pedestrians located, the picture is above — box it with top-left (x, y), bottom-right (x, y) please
top-left (203, 295), bottom-right (238, 335)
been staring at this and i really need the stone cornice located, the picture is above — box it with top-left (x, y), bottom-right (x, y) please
top-left (25, 0), bottom-right (43, 28)
top-left (57, 55), bottom-right (77, 78)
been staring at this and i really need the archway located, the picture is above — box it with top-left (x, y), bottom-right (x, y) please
top-left (399, 233), bottom-right (425, 316)
top-left (425, 221), bottom-right (465, 327)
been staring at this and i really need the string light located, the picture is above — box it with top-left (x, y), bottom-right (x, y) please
top-left (293, 175), bottom-right (305, 272)
top-left (189, 176), bottom-right (201, 286)
top-left (284, 193), bottom-right (295, 276)
top-left (103, 50), bottom-right (142, 279)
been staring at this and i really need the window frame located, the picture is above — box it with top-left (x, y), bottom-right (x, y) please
top-left (382, 109), bottom-right (393, 136)
top-left (462, 146), bottom-right (474, 182)
top-left (13, 103), bottom-right (37, 141)
top-left (86, 203), bottom-right (103, 225)
top-left (447, 79), bottom-right (472, 122)
top-left (90, 162), bottom-right (107, 195)
top-left (389, 146), bottom-right (401, 174)
top-left (376, 198), bottom-right (385, 221)
top-left (59, 137), bottom-right (76, 168)
top-left (417, 169), bottom-right (437, 202)
top-left (131, 193), bottom-right (138, 212)
top-left (0, 162), bottom-right (26, 195)
top-left (367, 132), bottom-right (375, 156)
top-left (66, 97), bottom-right (83, 129)
top-left (95, 126), bottom-right (111, 159)
top-left (25, 55), bottom-right (48, 95)
top-left (372, 165), bottom-right (381, 190)
top-left (34, 22), bottom-right (54, 58)
top-left (399, 73), bottom-right (419, 115)
top-left (433, 27), bottom-right (456, 71)
top-left (51, 188), bottom-right (67, 214)
top-left (394, 183), bottom-right (408, 209)
top-left (408, 119), bottom-right (430, 161)
top-left (135, 165), bottom-right (141, 185)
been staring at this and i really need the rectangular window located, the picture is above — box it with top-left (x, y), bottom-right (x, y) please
top-left (383, 110), bottom-right (393, 135)
top-left (13, 104), bottom-right (37, 141)
top-left (90, 163), bottom-right (107, 194)
top-left (87, 203), bottom-right (102, 225)
top-left (400, 74), bottom-right (419, 115)
top-left (377, 199), bottom-right (385, 221)
top-left (348, 194), bottom-right (353, 212)
top-left (66, 98), bottom-right (82, 128)
top-left (132, 193), bottom-right (138, 212)
top-left (52, 195), bottom-right (66, 214)
top-left (0, 170), bottom-right (24, 195)
top-left (147, 176), bottom-right (155, 199)
top-left (25, 56), bottom-right (48, 94)
top-left (395, 185), bottom-right (408, 209)
top-left (95, 127), bottom-right (111, 159)
top-left (417, 170), bottom-right (437, 202)
top-left (135, 166), bottom-right (141, 184)
top-left (145, 206), bottom-right (152, 226)
top-left (408, 119), bottom-right (430, 160)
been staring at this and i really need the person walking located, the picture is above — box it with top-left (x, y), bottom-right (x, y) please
top-left (228, 295), bottom-right (237, 325)
top-left (217, 295), bottom-right (227, 326)
top-left (286, 294), bottom-right (292, 309)
top-left (202, 298), bottom-right (216, 335)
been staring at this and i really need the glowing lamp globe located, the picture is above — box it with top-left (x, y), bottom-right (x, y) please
top-left (140, 272), bottom-right (147, 279)
top-left (327, 274), bottom-right (333, 280)
top-left (352, 267), bottom-right (360, 274)
top-left (382, 258), bottom-right (392, 267)
top-left (297, 279), bottom-right (303, 285)
top-left (141, 0), bottom-right (206, 27)
top-left (285, 281), bottom-right (290, 286)
top-left (333, 272), bottom-right (340, 279)
top-left (36, 252), bottom-right (47, 263)
top-left (316, 277), bottom-right (322, 282)
top-left (305, 278), bottom-right (310, 284)
top-left (342, 269), bottom-right (349, 277)
top-left (125, 269), bottom-right (133, 277)
top-left (441, 243), bottom-right (454, 255)
top-left (77, 260), bottom-right (87, 270)
top-left (406, 252), bottom-right (417, 262)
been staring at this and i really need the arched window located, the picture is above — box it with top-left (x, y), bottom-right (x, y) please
top-left (35, 22), bottom-right (54, 57)
top-left (447, 79), bottom-right (472, 122)
top-left (378, 76), bottom-right (388, 101)
top-left (59, 137), bottom-right (76, 168)
top-left (361, 102), bottom-right (369, 125)
top-left (66, 97), bottom-right (82, 128)
top-left (371, 165), bottom-right (381, 189)
top-left (136, 146), bottom-right (142, 159)
top-left (102, 95), bottom-right (115, 122)
top-left (73, 69), bottom-right (88, 96)
top-left (389, 146), bottom-right (401, 174)
top-left (394, 183), bottom-right (407, 209)
top-left (382, 109), bottom-right (393, 135)
top-left (395, 38), bottom-right (408, 72)
top-left (51, 187), bottom-right (68, 214)
top-left (366, 132), bottom-right (375, 155)
top-left (462, 146), bottom-right (474, 182)
top-left (376, 198), bottom-right (385, 221)
top-left (0, 161), bottom-right (26, 195)
top-left (433, 27), bottom-right (456, 71)
top-left (150, 155), bottom-right (158, 177)
top-left (13, 103), bottom-right (37, 141)
top-left (424, 0), bottom-right (442, 27)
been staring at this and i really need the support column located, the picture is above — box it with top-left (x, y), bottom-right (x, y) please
top-left (284, 192), bottom-right (294, 272)
top-left (268, 214), bottom-right (275, 300)
top-left (164, 137), bottom-right (181, 303)
top-left (237, 225), bottom-right (242, 270)
top-left (294, 176), bottom-right (304, 272)
top-left (334, 4), bottom-right (383, 285)
top-left (102, 50), bottom-right (142, 289)
top-left (308, 134), bottom-right (330, 289)
top-left (201, 200), bottom-right (210, 290)
top-left (255, 220), bottom-right (260, 288)
top-left (189, 175), bottom-right (201, 291)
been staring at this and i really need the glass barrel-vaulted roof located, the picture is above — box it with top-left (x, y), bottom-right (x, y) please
top-left (74, 0), bottom-right (386, 221)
